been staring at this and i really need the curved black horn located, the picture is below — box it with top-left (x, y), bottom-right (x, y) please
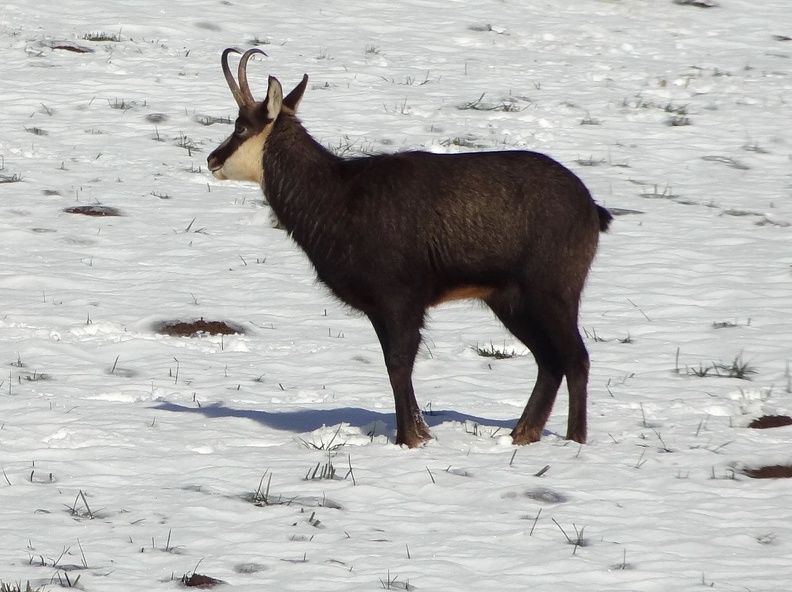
top-left (221, 48), bottom-right (246, 107)
top-left (238, 48), bottom-right (268, 104)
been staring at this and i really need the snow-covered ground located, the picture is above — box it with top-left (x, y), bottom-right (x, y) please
top-left (1, 0), bottom-right (791, 590)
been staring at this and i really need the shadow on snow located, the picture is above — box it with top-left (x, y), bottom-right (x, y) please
top-left (153, 401), bottom-right (521, 440)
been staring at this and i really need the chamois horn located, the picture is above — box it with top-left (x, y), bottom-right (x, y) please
top-left (220, 47), bottom-right (268, 107)
top-left (238, 48), bottom-right (267, 102)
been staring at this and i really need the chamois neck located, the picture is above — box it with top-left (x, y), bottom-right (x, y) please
top-left (265, 114), bottom-right (339, 182)
top-left (262, 114), bottom-right (344, 244)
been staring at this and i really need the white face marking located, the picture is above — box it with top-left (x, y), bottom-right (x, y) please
top-left (212, 128), bottom-right (270, 184)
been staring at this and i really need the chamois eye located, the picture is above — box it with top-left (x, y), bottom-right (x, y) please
top-left (234, 123), bottom-right (247, 135)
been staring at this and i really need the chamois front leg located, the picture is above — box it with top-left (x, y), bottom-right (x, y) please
top-left (368, 311), bottom-right (431, 448)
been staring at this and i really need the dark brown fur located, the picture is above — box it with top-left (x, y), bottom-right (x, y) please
top-left (208, 50), bottom-right (612, 447)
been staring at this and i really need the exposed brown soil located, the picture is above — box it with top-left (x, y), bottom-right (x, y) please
top-left (748, 415), bottom-right (792, 429)
top-left (743, 465), bottom-right (792, 479)
top-left (182, 573), bottom-right (226, 588)
top-left (154, 318), bottom-right (246, 337)
top-left (64, 205), bottom-right (123, 217)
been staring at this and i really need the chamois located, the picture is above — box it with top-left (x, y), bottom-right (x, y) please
top-left (207, 48), bottom-right (612, 448)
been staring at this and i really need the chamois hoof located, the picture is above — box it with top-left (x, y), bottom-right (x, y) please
top-left (397, 426), bottom-right (433, 448)
top-left (510, 428), bottom-right (542, 446)
top-left (565, 422), bottom-right (587, 445)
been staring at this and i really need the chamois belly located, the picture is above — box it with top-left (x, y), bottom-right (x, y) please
top-left (430, 285), bottom-right (495, 306)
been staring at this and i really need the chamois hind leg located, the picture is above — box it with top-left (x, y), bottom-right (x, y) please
top-left (539, 293), bottom-right (590, 444)
top-left (560, 323), bottom-right (590, 444)
top-left (487, 289), bottom-right (589, 445)
top-left (368, 308), bottom-right (431, 448)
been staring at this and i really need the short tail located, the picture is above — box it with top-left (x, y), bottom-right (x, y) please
top-left (597, 205), bottom-right (614, 233)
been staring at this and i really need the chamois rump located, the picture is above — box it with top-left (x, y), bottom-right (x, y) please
top-left (207, 48), bottom-right (612, 448)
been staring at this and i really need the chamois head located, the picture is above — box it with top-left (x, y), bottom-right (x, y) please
top-left (207, 48), bottom-right (308, 184)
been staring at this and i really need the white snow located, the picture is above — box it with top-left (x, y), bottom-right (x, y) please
top-left (1, 0), bottom-right (791, 590)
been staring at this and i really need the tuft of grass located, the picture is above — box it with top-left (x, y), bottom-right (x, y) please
top-left (329, 135), bottom-right (376, 157)
top-left (23, 371), bottom-right (50, 382)
top-left (687, 362), bottom-right (712, 378)
top-left (639, 184), bottom-right (678, 200)
top-left (0, 582), bottom-right (43, 592)
top-left (580, 114), bottom-right (601, 125)
top-left (650, 427), bottom-right (673, 453)
top-left (582, 327), bottom-right (609, 342)
top-left (83, 31), bottom-right (122, 42)
top-left (712, 318), bottom-right (751, 329)
top-left (175, 132), bottom-right (202, 155)
top-left (65, 490), bottom-right (94, 520)
top-left (667, 114), bottom-right (692, 126)
top-left (305, 454), bottom-right (337, 481)
top-left (194, 114), bottom-right (232, 126)
top-left (676, 351), bottom-right (757, 380)
top-left (180, 218), bottom-right (207, 234)
top-left (664, 102), bottom-right (689, 116)
top-left (399, 72), bottom-right (435, 86)
top-left (384, 97), bottom-right (410, 115)
top-left (552, 519), bottom-right (589, 554)
top-left (438, 136), bottom-right (482, 149)
top-left (458, 92), bottom-right (527, 112)
top-left (0, 173), bottom-right (22, 184)
top-left (714, 353), bottom-right (757, 380)
top-left (306, 511), bottom-right (323, 528)
top-left (472, 342), bottom-right (522, 359)
top-left (108, 98), bottom-right (138, 111)
top-left (249, 472), bottom-right (286, 506)
top-left (575, 156), bottom-right (606, 167)
top-left (299, 424), bottom-right (344, 451)
top-left (664, 105), bottom-right (691, 126)
top-left (622, 95), bottom-right (695, 126)
top-left (380, 571), bottom-right (414, 590)
top-left (51, 572), bottom-right (80, 588)
top-left (610, 549), bottom-right (634, 571)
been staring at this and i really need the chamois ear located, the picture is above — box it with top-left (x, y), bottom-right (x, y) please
top-left (264, 76), bottom-right (283, 120)
top-left (282, 74), bottom-right (309, 114)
